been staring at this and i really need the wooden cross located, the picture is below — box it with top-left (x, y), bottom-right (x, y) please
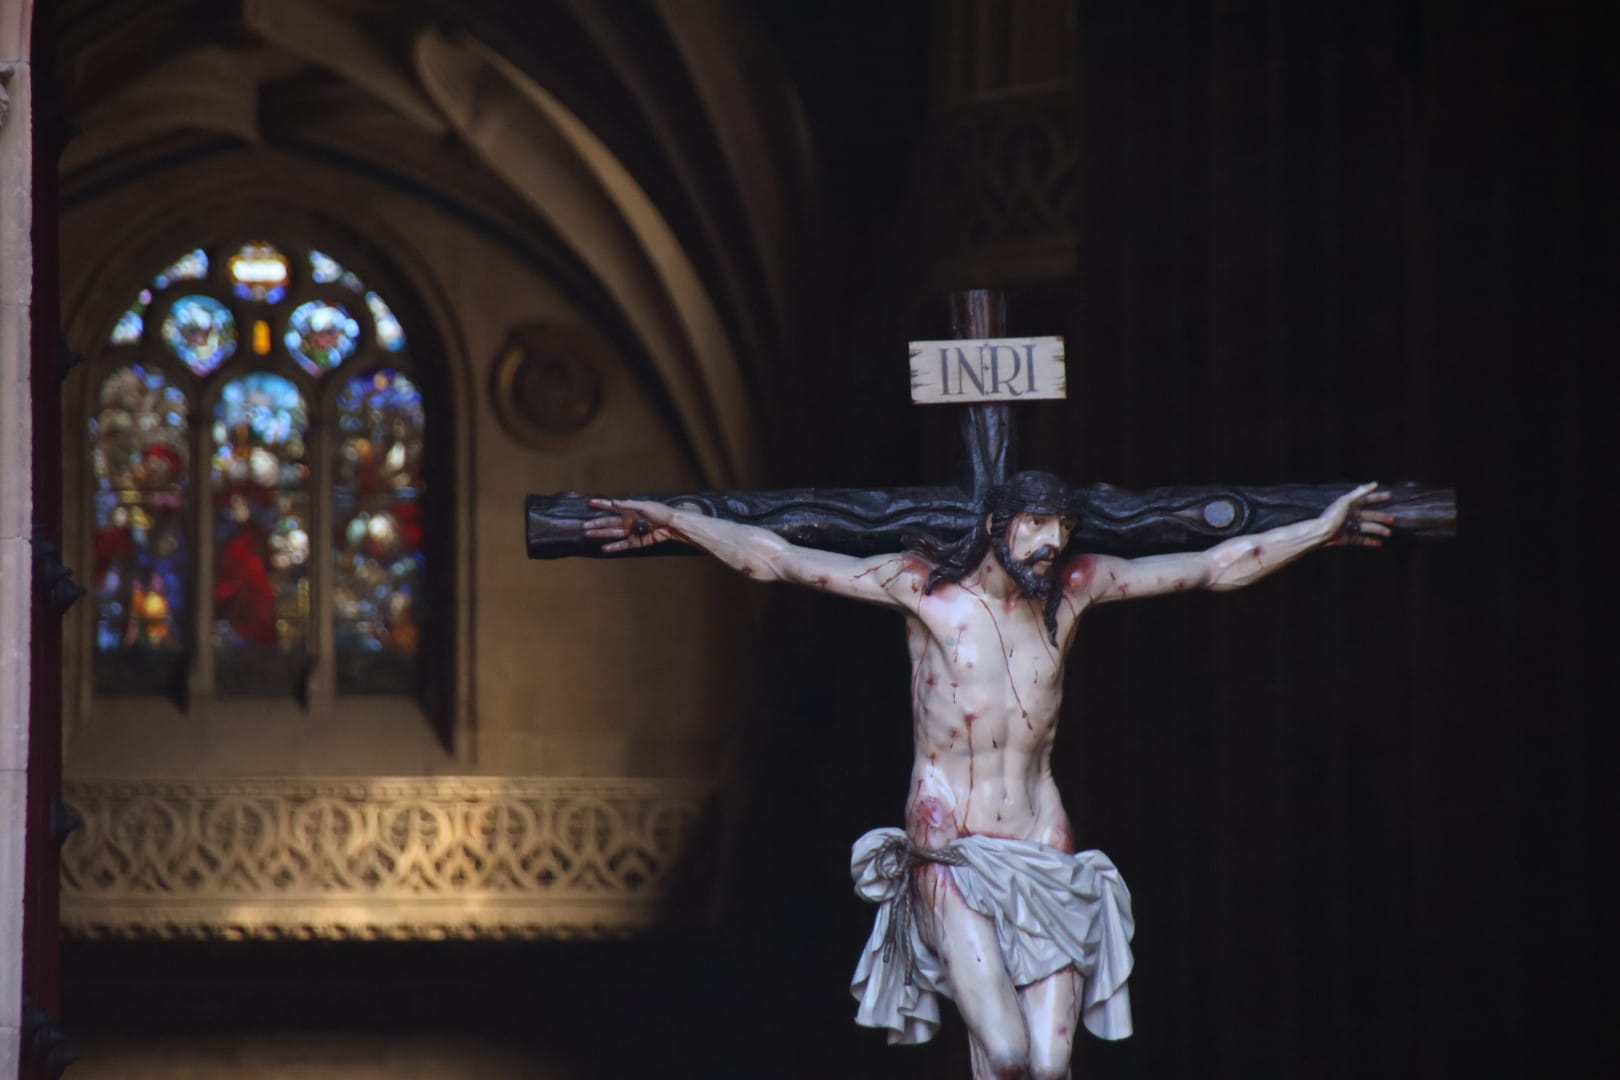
top-left (526, 290), bottom-right (1454, 563)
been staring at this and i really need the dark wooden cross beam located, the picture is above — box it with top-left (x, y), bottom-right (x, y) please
top-left (526, 291), bottom-right (1455, 561)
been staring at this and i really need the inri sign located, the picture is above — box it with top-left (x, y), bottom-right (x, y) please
top-left (908, 336), bottom-right (1067, 404)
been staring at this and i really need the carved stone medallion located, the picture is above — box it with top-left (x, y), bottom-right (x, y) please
top-left (490, 323), bottom-right (607, 448)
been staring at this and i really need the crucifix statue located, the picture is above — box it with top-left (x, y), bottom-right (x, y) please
top-left (526, 290), bottom-right (1453, 1079)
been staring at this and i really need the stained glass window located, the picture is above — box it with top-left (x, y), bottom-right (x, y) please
top-left (285, 300), bottom-right (360, 376)
top-left (334, 370), bottom-right (425, 693)
top-left (227, 242), bottom-right (291, 303)
top-left (211, 373), bottom-right (312, 694)
top-left (89, 366), bottom-right (190, 694)
top-left (309, 249), bottom-right (364, 293)
top-left (153, 249), bottom-right (208, 290)
top-left (111, 289), bottom-right (152, 347)
top-left (309, 250), bottom-right (342, 284)
top-left (365, 292), bottom-right (407, 352)
top-left (91, 239), bottom-right (430, 702)
top-left (162, 295), bottom-right (237, 375)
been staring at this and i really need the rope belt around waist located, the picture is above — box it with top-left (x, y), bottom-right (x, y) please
top-left (871, 833), bottom-right (969, 987)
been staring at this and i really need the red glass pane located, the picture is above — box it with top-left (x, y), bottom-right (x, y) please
top-left (90, 366), bottom-right (190, 693)
top-left (211, 373), bottom-right (311, 693)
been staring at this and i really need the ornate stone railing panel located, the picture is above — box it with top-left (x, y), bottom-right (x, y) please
top-left (60, 776), bottom-right (704, 940)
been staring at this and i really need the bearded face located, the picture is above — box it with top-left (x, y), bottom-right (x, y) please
top-left (990, 511), bottom-right (1073, 603)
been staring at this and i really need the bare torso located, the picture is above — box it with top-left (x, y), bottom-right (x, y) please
top-left (903, 570), bottom-right (1083, 854)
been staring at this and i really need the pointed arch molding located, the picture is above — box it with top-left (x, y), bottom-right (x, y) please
top-left (414, 29), bottom-right (760, 489)
top-left (562, 0), bottom-right (816, 423)
top-left (240, 0), bottom-right (447, 136)
top-left (648, 0), bottom-right (812, 352)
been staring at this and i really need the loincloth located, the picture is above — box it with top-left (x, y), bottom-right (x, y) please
top-left (848, 827), bottom-right (1135, 1045)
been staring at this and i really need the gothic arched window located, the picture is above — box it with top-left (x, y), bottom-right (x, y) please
top-left (90, 242), bottom-right (428, 700)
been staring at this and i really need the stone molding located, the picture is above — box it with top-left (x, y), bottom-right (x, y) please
top-left (61, 776), bottom-right (704, 941)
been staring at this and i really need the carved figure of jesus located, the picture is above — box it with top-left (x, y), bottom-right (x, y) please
top-left (586, 473), bottom-right (1390, 1080)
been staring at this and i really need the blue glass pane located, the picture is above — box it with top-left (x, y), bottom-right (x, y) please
top-left (334, 370), bottom-right (424, 692)
top-left (285, 300), bottom-right (359, 377)
top-left (365, 291), bottom-right (407, 352)
top-left (109, 288), bottom-right (152, 347)
top-left (310, 250), bottom-right (340, 284)
top-left (162, 294), bottom-right (237, 375)
top-left (309, 250), bottom-right (363, 292)
top-left (152, 249), bottom-right (208, 290)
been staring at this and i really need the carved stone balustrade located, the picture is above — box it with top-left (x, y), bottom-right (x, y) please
top-left (60, 776), bottom-right (703, 941)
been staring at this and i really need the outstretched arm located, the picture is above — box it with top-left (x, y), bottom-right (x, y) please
top-left (1074, 482), bottom-right (1393, 604)
top-left (584, 499), bottom-right (924, 610)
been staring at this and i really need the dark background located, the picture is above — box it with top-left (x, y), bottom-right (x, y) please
top-left (755, 4), bottom-right (1609, 1074)
top-left (63, 2), bottom-right (1611, 1077)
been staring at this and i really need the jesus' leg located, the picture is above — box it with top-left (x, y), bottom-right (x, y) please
top-left (920, 866), bottom-right (1030, 1079)
top-left (1019, 965), bottom-right (1082, 1079)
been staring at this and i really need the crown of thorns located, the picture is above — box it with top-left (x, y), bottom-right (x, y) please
top-left (983, 471), bottom-right (1081, 519)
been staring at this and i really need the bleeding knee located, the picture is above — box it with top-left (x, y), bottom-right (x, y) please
top-left (984, 1052), bottom-right (1030, 1079)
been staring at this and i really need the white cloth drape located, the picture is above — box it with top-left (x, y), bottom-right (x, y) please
top-left (849, 827), bottom-right (1135, 1045)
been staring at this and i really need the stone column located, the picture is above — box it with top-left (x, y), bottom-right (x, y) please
top-left (0, 1), bottom-right (35, 1074)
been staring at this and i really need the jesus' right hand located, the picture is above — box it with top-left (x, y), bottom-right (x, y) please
top-left (583, 498), bottom-right (683, 553)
